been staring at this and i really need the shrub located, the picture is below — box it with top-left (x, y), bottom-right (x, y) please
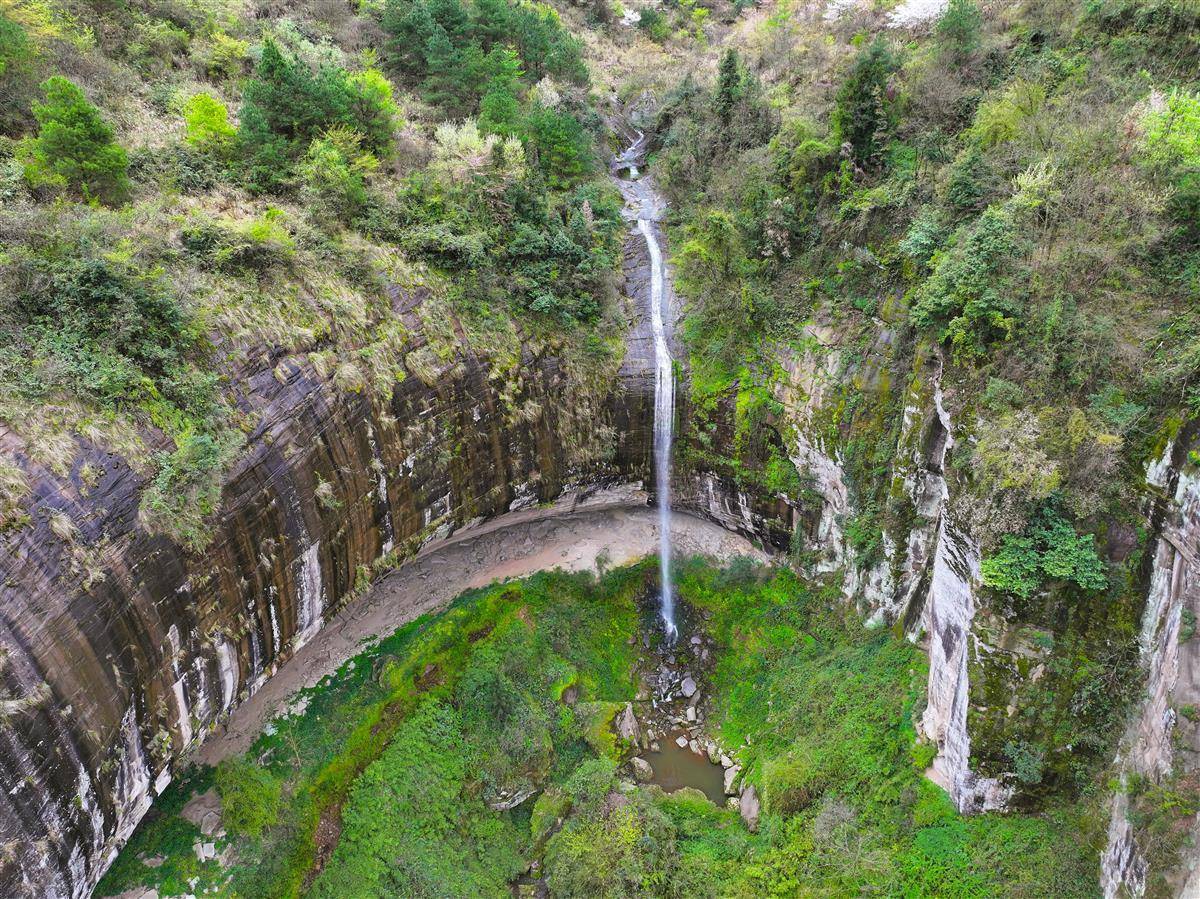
top-left (910, 206), bottom-right (1022, 358)
top-left (215, 758), bottom-right (281, 838)
top-left (1, 251), bottom-right (205, 412)
top-left (936, 0), bottom-right (982, 61)
top-left (180, 209), bottom-right (295, 272)
top-left (0, 13), bottom-right (34, 134)
top-left (762, 748), bottom-right (826, 816)
top-left (981, 507), bottom-right (1107, 600)
top-left (295, 127), bottom-right (375, 225)
top-left (182, 93), bottom-right (235, 155)
top-left (637, 6), bottom-right (670, 42)
top-left (20, 76), bottom-right (130, 203)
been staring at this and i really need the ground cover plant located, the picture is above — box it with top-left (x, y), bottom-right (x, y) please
top-left (100, 558), bottom-right (1108, 897)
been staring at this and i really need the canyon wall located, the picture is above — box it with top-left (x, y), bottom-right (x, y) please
top-left (0, 287), bottom-right (652, 898)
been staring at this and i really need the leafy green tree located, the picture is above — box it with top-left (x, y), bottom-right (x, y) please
top-left (831, 38), bottom-right (897, 168)
top-left (20, 76), bottom-right (130, 203)
top-left (981, 508), bottom-right (1107, 599)
top-left (182, 93), bottom-right (235, 155)
top-left (936, 0), bottom-right (983, 61)
top-left (238, 40), bottom-right (395, 191)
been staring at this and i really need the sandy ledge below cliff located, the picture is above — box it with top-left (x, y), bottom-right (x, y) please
top-left (196, 490), bottom-right (768, 764)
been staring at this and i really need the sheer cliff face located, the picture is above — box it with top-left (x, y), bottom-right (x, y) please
top-left (1102, 428), bottom-right (1200, 899)
top-left (0, 289), bottom-right (651, 898)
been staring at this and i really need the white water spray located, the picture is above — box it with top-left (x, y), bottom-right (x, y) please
top-left (618, 128), bottom-right (677, 641)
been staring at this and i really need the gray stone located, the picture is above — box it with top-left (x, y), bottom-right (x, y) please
top-left (630, 757), bottom-right (654, 782)
top-left (739, 784), bottom-right (761, 832)
top-left (723, 764), bottom-right (741, 795)
top-left (675, 735), bottom-right (689, 749)
top-left (680, 676), bottom-right (697, 698)
top-left (615, 702), bottom-right (640, 745)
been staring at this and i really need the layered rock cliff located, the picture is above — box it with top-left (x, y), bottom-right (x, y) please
top-left (0, 287), bottom-right (652, 897)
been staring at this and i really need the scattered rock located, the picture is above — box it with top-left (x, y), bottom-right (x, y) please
top-left (720, 754), bottom-right (734, 768)
top-left (675, 735), bottom-right (689, 749)
top-left (723, 765), bottom-right (741, 795)
top-left (739, 784), bottom-right (761, 832)
top-left (630, 757), bottom-right (654, 782)
top-left (705, 741), bottom-right (720, 764)
top-left (650, 741), bottom-right (661, 752)
top-left (726, 796), bottom-right (741, 812)
top-left (685, 706), bottom-right (696, 722)
top-left (690, 635), bottom-right (702, 646)
top-left (680, 676), bottom-right (697, 698)
top-left (688, 739), bottom-right (701, 755)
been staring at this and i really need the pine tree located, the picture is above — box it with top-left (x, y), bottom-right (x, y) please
top-left (21, 76), bottom-right (130, 204)
top-left (715, 48), bottom-right (742, 125)
top-left (479, 46), bottom-right (523, 136)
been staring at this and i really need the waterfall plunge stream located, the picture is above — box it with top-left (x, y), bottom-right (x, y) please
top-left (617, 128), bottom-right (678, 641)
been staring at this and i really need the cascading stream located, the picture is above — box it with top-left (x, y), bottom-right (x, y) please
top-left (617, 127), bottom-right (678, 641)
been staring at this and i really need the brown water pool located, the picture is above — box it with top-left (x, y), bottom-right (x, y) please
top-left (646, 731), bottom-right (727, 804)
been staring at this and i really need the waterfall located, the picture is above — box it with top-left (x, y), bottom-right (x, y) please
top-left (642, 214), bottom-right (677, 641)
top-left (618, 126), bottom-right (677, 640)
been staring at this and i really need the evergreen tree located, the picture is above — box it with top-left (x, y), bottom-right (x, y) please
top-left (422, 28), bottom-right (473, 110)
top-left (524, 104), bottom-right (590, 187)
top-left (715, 48), bottom-right (742, 125)
top-left (478, 46), bottom-right (523, 136)
top-left (21, 76), bottom-right (130, 204)
top-left (831, 38), bottom-right (897, 168)
top-left (937, 0), bottom-right (983, 62)
top-left (238, 40), bottom-right (396, 190)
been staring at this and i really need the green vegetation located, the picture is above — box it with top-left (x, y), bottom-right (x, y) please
top-left (103, 560), bottom-right (1107, 897)
top-left (0, 0), bottom-right (623, 551)
top-left (981, 506), bottom-right (1108, 600)
top-left (651, 0), bottom-right (1196, 821)
top-left (20, 76), bottom-right (129, 202)
top-left (238, 40), bottom-right (397, 192)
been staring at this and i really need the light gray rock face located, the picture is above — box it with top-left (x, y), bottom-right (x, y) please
top-left (917, 518), bottom-right (1010, 814)
top-left (1101, 436), bottom-right (1200, 899)
top-left (723, 765), bottom-right (741, 795)
top-left (680, 676), bottom-right (697, 698)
